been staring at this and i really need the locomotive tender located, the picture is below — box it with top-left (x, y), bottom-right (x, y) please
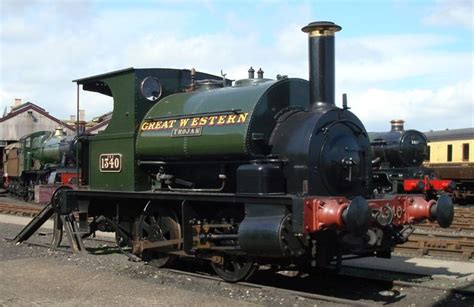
top-left (370, 120), bottom-right (456, 199)
top-left (16, 21), bottom-right (454, 282)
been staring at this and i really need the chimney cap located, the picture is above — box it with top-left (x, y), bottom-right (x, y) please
top-left (390, 119), bottom-right (405, 132)
top-left (302, 21), bottom-right (341, 34)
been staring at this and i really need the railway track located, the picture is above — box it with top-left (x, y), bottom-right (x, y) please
top-left (0, 202), bottom-right (42, 217)
top-left (1, 199), bottom-right (472, 305)
top-left (159, 261), bottom-right (474, 306)
top-left (1, 199), bottom-right (473, 261)
top-left (14, 236), bottom-right (473, 306)
top-left (395, 207), bottom-right (474, 261)
top-left (164, 267), bottom-right (376, 306)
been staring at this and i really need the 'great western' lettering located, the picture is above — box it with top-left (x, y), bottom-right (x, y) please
top-left (141, 112), bottom-right (249, 132)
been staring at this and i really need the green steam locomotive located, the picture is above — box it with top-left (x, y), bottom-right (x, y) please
top-left (15, 21), bottom-right (453, 283)
top-left (3, 129), bottom-right (79, 200)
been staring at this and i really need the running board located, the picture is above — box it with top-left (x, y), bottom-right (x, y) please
top-left (13, 203), bottom-right (55, 244)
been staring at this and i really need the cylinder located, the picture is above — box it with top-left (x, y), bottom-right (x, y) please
top-left (301, 21), bottom-right (341, 109)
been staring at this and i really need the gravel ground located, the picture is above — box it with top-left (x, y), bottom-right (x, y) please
top-left (0, 221), bottom-right (321, 306)
top-left (1, 219), bottom-right (473, 306)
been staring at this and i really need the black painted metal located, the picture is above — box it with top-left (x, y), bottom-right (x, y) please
top-left (308, 34), bottom-right (335, 107)
top-left (65, 189), bottom-right (296, 205)
top-left (270, 108), bottom-right (371, 197)
top-left (430, 194), bottom-right (454, 228)
top-left (236, 163), bottom-right (285, 194)
top-left (181, 201), bottom-right (196, 254)
top-left (291, 197), bottom-right (304, 234)
top-left (369, 129), bottom-right (428, 168)
top-left (13, 203), bottom-right (55, 243)
top-left (60, 214), bottom-right (86, 253)
top-left (341, 196), bottom-right (370, 234)
top-left (238, 203), bottom-right (287, 257)
top-left (301, 21), bottom-right (341, 109)
top-left (248, 67), bottom-right (255, 79)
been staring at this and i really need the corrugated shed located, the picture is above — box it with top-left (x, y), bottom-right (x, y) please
top-left (0, 102), bottom-right (74, 141)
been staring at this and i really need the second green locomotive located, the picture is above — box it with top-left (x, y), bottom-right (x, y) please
top-left (3, 128), bottom-right (79, 200)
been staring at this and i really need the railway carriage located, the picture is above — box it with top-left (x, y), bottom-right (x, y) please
top-left (424, 128), bottom-right (474, 204)
top-left (2, 142), bottom-right (21, 193)
top-left (15, 21), bottom-right (454, 282)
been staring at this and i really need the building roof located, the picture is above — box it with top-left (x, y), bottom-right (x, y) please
top-left (86, 119), bottom-right (110, 134)
top-left (424, 127), bottom-right (474, 142)
top-left (91, 111), bottom-right (113, 123)
top-left (0, 102), bottom-right (74, 131)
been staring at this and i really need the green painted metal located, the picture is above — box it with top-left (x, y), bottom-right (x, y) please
top-left (75, 68), bottom-right (228, 191)
top-left (31, 134), bottom-right (71, 165)
top-left (136, 78), bottom-right (310, 160)
top-left (82, 69), bottom-right (149, 191)
top-left (20, 131), bottom-right (51, 172)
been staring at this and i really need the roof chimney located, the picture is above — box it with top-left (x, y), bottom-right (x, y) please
top-left (14, 98), bottom-right (21, 106)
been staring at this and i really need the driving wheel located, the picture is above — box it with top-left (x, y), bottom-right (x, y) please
top-left (211, 254), bottom-right (256, 282)
top-left (135, 205), bottom-right (181, 268)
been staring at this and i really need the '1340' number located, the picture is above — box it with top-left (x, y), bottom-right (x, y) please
top-left (99, 154), bottom-right (122, 172)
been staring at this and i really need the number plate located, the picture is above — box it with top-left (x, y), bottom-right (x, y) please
top-left (99, 153), bottom-right (122, 172)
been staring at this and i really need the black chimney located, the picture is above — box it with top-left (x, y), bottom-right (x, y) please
top-left (390, 119), bottom-right (405, 132)
top-left (302, 21), bottom-right (341, 109)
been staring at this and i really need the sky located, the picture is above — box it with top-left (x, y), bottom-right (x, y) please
top-left (0, 0), bottom-right (472, 132)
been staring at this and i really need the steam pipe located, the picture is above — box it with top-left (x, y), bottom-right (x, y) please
top-left (302, 21), bottom-right (341, 109)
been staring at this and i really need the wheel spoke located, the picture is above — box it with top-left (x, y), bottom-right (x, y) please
top-left (142, 221), bottom-right (151, 233)
top-left (211, 255), bottom-right (256, 282)
top-left (135, 207), bottom-right (181, 268)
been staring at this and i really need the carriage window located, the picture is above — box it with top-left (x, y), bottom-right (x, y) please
top-left (463, 143), bottom-right (469, 161)
top-left (426, 146), bottom-right (430, 161)
top-left (447, 144), bottom-right (453, 162)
